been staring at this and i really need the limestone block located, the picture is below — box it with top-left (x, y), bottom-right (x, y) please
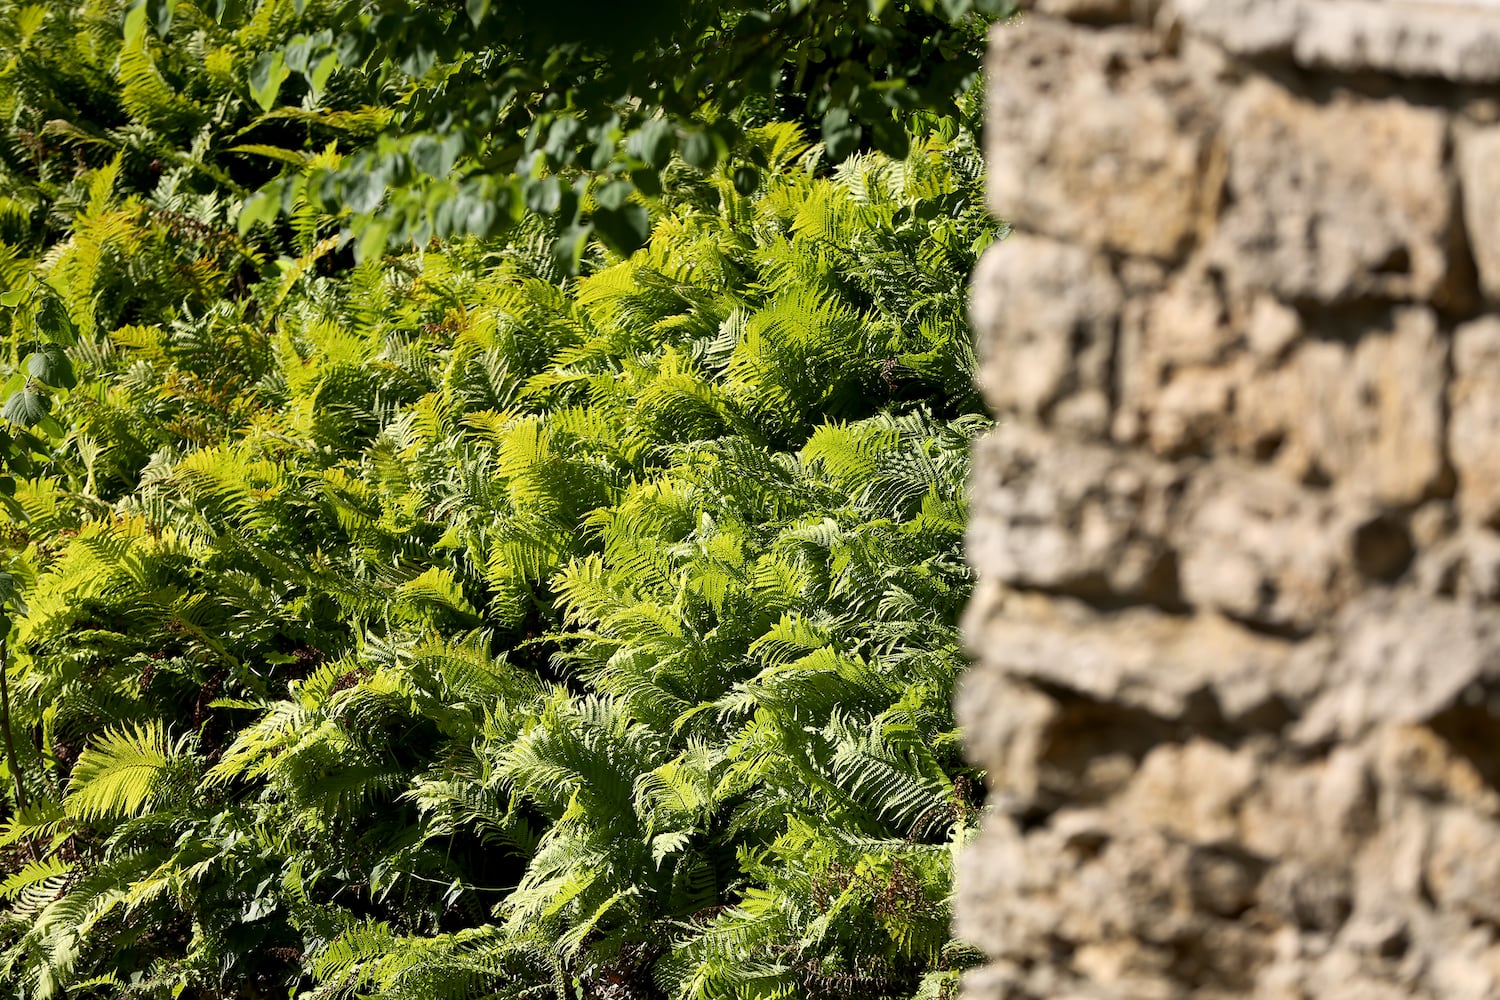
top-left (963, 815), bottom-right (1273, 994)
top-left (1168, 0), bottom-right (1500, 82)
top-left (1237, 748), bottom-right (1377, 862)
top-left (1233, 307), bottom-right (1448, 505)
top-left (1425, 928), bottom-right (1500, 999)
top-left (1451, 316), bottom-right (1500, 527)
top-left (1177, 465), bottom-right (1368, 631)
top-left (1024, 0), bottom-right (1147, 20)
top-left (1295, 591), bottom-right (1500, 742)
top-left (1211, 79), bottom-right (1455, 304)
top-left (1427, 808), bottom-right (1500, 925)
top-left (955, 818), bottom-right (1061, 957)
top-left (1458, 124), bottom-right (1500, 302)
top-left (1298, 2), bottom-right (1500, 82)
top-left (963, 586), bottom-right (1316, 723)
top-left (969, 235), bottom-right (1119, 433)
top-left (1415, 528), bottom-right (1500, 600)
top-left (1120, 740), bottom-right (1260, 844)
top-left (1159, 0), bottom-right (1301, 58)
top-left (1410, 501), bottom-right (1459, 550)
top-left (1143, 368), bottom-right (1238, 457)
top-left (1136, 268), bottom-right (1234, 369)
top-left (1338, 906), bottom-right (1417, 961)
top-left (1113, 265), bottom-right (1243, 454)
top-left (1370, 724), bottom-right (1500, 813)
top-left (953, 631), bottom-right (1059, 802)
top-left (1367, 800), bottom-right (1441, 900)
top-left (986, 17), bottom-right (1222, 261)
top-left (1232, 339), bottom-right (1345, 480)
top-left (1257, 861), bottom-right (1354, 932)
top-left (1245, 294), bottom-right (1302, 363)
top-left (1331, 309), bottom-right (1448, 505)
top-left (967, 424), bottom-right (1181, 601)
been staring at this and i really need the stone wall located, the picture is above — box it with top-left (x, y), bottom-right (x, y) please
top-left (957, 2), bottom-right (1500, 996)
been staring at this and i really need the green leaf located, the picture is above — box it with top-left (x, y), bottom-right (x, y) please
top-left (341, 170), bottom-right (386, 214)
top-left (249, 52), bottom-right (290, 112)
top-left (651, 830), bottom-right (693, 866)
top-left (394, 566), bottom-right (479, 622)
top-left (626, 119), bottom-right (675, 167)
top-left (631, 168), bottom-right (662, 197)
top-left (206, 0), bottom-right (244, 22)
top-left (592, 203), bottom-right (650, 256)
top-left (34, 414), bottom-right (64, 439)
top-left (1, 390), bottom-right (50, 428)
top-left (0, 290), bottom-right (25, 308)
top-left (680, 129), bottom-right (719, 170)
top-left (475, 182), bottom-right (511, 233)
top-left (0, 567), bottom-right (22, 616)
top-left (823, 108), bottom-right (862, 161)
top-left (35, 297), bottom-right (76, 347)
top-left (544, 118), bottom-right (583, 164)
top-left (557, 179), bottom-right (585, 226)
top-left (410, 133), bottom-right (463, 177)
top-left (466, 0), bottom-right (490, 25)
top-left (65, 722), bottom-right (176, 822)
top-left (226, 144), bottom-right (309, 166)
top-left (398, 42), bottom-right (437, 78)
top-left (236, 188), bottom-right (280, 233)
top-left (335, 29), bottom-right (368, 67)
top-left (523, 177), bottom-right (562, 214)
top-left (354, 218), bottom-right (394, 263)
top-left (589, 139), bottom-right (617, 171)
top-left (870, 116), bottom-right (910, 160)
top-left (25, 345), bottom-right (75, 390)
top-left (151, 0), bottom-right (178, 37)
top-left (308, 52), bottom-right (339, 96)
top-left (551, 224), bottom-right (591, 276)
top-left (283, 35), bottom-right (314, 73)
top-left (732, 166), bottom-right (760, 196)
top-left (594, 178), bottom-right (633, 211)
top-left (242, 895), bottom-right (277, 922)
top-left (123, 0), bottom-right (147, 41)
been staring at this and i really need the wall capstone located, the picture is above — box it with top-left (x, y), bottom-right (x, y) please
top-left (959, 2), bottom-right (1500, 996)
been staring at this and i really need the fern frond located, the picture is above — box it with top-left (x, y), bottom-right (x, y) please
top-left (64, 721), bottom-right (182, 823)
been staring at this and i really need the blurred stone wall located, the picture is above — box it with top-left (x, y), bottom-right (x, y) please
top-left (957, 2), bottom-right (1500, 996)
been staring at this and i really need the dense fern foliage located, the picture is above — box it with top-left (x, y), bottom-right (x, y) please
top-left (0, 2), bottom-right (1000, 996)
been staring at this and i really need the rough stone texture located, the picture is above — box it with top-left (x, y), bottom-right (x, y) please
top-left (1459, 124), bottom-right (1500, 302)
top-left (1176, 465), bottom-right (1369, 631)
top-left (1165, 0), bottom-right (1500, 83)
top-left (967, 425), bottom-right (1183, 601)
top-left (1210, 80), bottom-right (1455, 305)
top-left (962, 4), bottom-right (1500, 997)
top-left (969, 235), bottom-right (1120, 435)
top-left (1027, 0), bottom-right (1144, 19)
top-left (1451, 317), bottom-right (1500, 526)
top-left (986, 18), bottom-right (1225, 262)
top-left (1231, 307), bottom-right (1450, 505)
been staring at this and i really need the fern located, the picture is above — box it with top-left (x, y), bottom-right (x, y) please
top-left (64, 721), bottom-right (184, 823)
top-left (0, 32), bottom-right (996, 995)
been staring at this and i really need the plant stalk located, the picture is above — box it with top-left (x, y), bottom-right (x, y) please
top-left (0, 636), bottom-right (27, 812)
